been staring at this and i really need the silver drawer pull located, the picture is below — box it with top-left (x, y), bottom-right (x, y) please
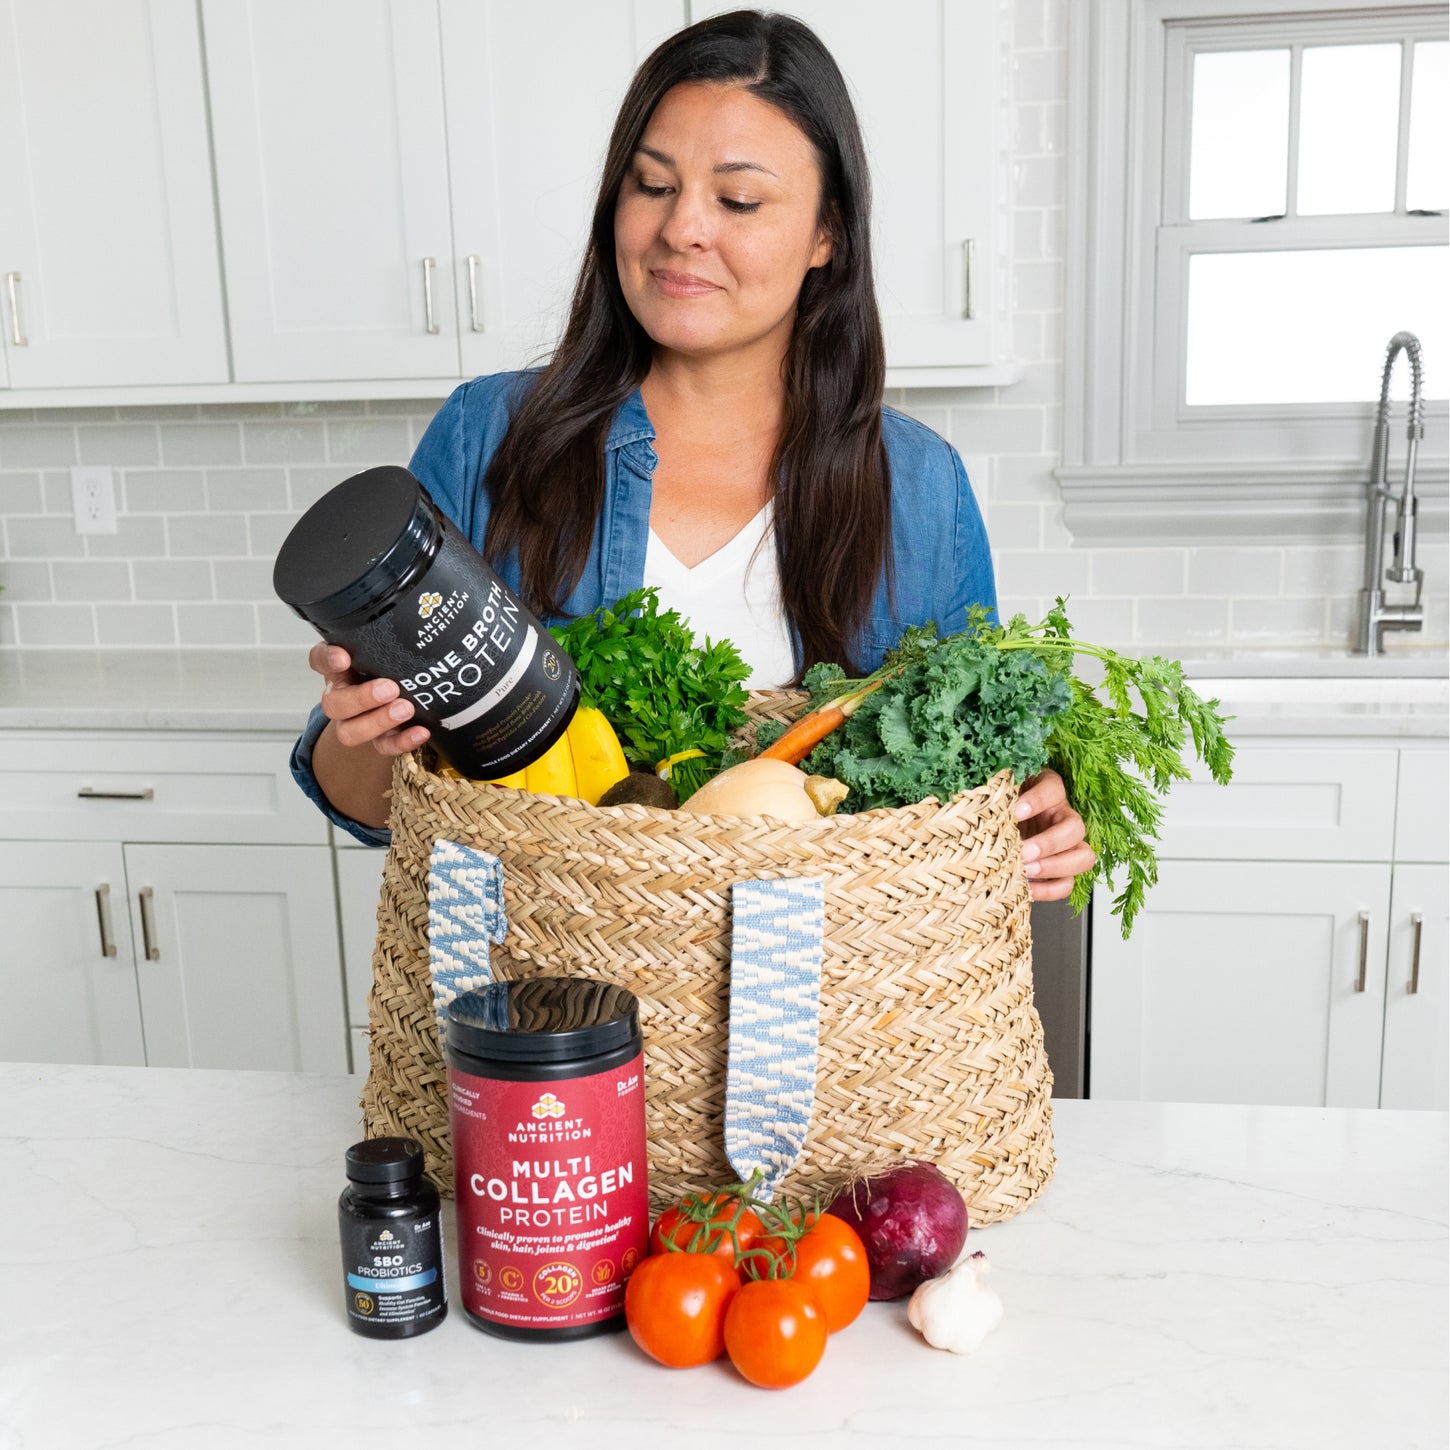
top-left (1409, 912), bottom-right (1423, 994)
top-left (139, 886), bottom-right (160, 962)
top-left (6, 271), bottom-right (26, 346)
top-left (466, 254), bottom-right (482, 331)
top-left (1355, 911), bottom-right (1370, 992)
top-left (78, 786), bottom-right (154, 801)
top-left (422, 256), bottom-right (439, 334)
top-left (961, 239), bottom-right (975, 321)
top-left (95, 884), bottom-right (118, 959)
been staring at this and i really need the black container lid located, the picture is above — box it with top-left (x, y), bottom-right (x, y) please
top-left (447, 979), bottom-right (640, 1064)
top-left (272, 465), bottom-right (437, 627)
top-left (345, 1136), bottom-right (426, 1185)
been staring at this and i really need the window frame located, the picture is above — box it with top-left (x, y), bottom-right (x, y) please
top-left (1061, 0), bottom-right (1448, 543)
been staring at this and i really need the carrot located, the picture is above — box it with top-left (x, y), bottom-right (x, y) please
top-left (758, 676), bottom-right (893, 765)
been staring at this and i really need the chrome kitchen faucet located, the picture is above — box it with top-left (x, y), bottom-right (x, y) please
top-left (1354, 331), bottom-right (1426, 655)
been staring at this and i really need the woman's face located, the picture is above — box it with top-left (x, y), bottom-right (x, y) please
top-left (614, 81), bottom-right (834, 364)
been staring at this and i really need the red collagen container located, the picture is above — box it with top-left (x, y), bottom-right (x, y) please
top-left (445, 979), bottom-right (649, 1340)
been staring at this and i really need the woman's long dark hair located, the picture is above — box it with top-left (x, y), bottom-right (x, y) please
top-left (482, 9), bottom-right (889, 675)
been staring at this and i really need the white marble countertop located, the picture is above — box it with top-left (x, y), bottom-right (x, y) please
top-left (0, 647), bottom-right (1445, 737)
top-left (2, 1062), bottom-right (1444, 1450)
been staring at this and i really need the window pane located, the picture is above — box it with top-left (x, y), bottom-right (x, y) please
top-left (1185, 247), bottom-right (1447, 404)
top-left (1189, 50), bottom-right (1290, 219)
top-left (1298, 45), bottom-right (1401, 215)
top-left (1407, 41), bottom-right (1449, 212)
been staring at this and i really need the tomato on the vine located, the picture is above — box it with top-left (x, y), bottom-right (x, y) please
top-left (788, 1213), bottom-right (870, 1332)
top-left (625, 1252), bottom-right (741, 1368)
top-left (650, 1193), bottom-right (766, 1262)
top-left (724, 1278), bottom-right (827, 1388)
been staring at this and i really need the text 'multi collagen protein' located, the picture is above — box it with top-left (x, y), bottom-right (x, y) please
top-left (446, 979), bottom-right (649, 1340)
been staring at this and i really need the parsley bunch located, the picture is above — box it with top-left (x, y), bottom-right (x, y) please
top-left (795, 599), bottom-right (1235, 936)
top-left (550, 588), bottom-right (751, 802)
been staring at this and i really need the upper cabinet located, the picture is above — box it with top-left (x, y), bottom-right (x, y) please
top-left (0, 0), bottom-right (1009, 404)
top-left (0, 0), bottom-right (227, 390)
top-left (442, 0), bottom-right (683, 380)
top-left (202, 0), bottom-right (459, 383)
top-left (695, 0), bottom-right (1004, 378)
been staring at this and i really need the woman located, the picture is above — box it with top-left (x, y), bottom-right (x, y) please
top-left (293, 9), bottom-right (1093, 900)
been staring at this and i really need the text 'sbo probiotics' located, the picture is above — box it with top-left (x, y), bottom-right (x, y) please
top-left (272, 465), bottom-right (579, 780)
top-left (446, 980), bottom-right (649, 1340)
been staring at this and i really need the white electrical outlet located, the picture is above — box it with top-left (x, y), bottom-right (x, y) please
top-left (71, 465), bottom-right (118, 535)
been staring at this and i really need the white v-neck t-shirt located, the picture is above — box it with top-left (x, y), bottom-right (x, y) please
top-left (642, 503), bottom-right (797, 689)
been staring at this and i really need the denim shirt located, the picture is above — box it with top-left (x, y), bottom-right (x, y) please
top-left (291, 370), bottom-right (996, 845)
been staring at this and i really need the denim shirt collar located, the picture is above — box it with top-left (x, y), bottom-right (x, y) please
top-left (605, 387), bottom-right (656, 460)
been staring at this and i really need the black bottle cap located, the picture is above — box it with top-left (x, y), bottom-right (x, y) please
top-left (272, 465), bottom-right (438, 627)
top-left (447, 979), bottom-right (640, 1064)
top-left (345, 1136), bottom-right (426, 1185)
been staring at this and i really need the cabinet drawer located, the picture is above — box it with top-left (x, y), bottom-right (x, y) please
top-left (1394, 747), bottom-right (1450, 863)
top-left (1155, 744), bottom-right (1399, 862)
top-left (0, 732), bottom-right (327, 845)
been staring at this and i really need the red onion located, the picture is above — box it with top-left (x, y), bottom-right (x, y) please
top-left (825, 1162), bottom-right (968, 1301)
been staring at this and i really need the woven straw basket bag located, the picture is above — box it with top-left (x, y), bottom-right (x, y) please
top-left (362, 690), bottom-right (1055, 1228)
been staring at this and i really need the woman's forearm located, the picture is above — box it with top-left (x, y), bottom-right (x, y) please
top-left (312, 720), bottom-right (397, 830)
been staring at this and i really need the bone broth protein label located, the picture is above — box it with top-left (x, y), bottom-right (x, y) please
top-left (445, 981), bottom-right (649, 1340)
top-left (272, 465), bottom-right (579, 780)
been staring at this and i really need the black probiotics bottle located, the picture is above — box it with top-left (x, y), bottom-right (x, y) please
top-left (273, 465), bottom-right (579, 779)
top-left (446, 980), bottom-right (650, 1342)
top-left (338, 1137), bottom-right (447, 1339)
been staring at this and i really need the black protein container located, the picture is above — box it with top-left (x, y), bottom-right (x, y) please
top-left (445, 980), bottom-right (650, 1342)
top-left (338, 1137), bottom-right (447, 1339)
top-left (272, 465), bottom-right (579, 779)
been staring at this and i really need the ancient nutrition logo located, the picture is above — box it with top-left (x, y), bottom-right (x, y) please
top-left (418, 590), bottom-right (443, 619)
top-left (532, 1093), bottom-right (566, 1120)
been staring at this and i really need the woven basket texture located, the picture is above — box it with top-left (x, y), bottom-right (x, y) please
top-left (362, 691), bottom-right (1055, 1227)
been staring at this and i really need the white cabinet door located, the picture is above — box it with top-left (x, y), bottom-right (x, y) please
top-left (203, 0), bottom-right (458, 382)
top-left (1395, 747), bottom-right (1450, 864)
top-left (335, 845), bottom-right (388, 1028)
top-left (0, 0), bottom-right (227, 387)
top-left (1091, 861), bottom-right (1393, 1108)
top-left (442, 0), bottom-right (683, 376)
top-left (0, 842), bottom-right (146, 1066)
top-left (693, 0), bottom-right (1001, 371)
top-left (125, 843), bottom-right (348, 1073)
top-left (1380, 864), bottom-right (1449, 1111)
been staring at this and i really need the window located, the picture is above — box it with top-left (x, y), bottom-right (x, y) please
top-left (1061, 1), bottom-right (1448, 542)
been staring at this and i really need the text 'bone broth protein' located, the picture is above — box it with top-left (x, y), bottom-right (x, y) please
top-left (272, 465), bottom-right (579, 779)
top-left (446, 980), bottom-right (649, 1340)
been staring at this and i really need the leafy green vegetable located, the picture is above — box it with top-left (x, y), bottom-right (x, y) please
top-left (798, 598), bottom-right (1235, 936)
top-left (550, 588), bottom-right (751, 801)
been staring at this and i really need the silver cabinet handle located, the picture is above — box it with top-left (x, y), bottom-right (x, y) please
top-left (139, 886), bottom-right (160, 962)
top-left (961, 239), bottom-right (975, 321)
top-left (5, 272), bottom-right (26, 346)
top-left (466, 254), bottom-right (482, 332)
top-left (78, 785), bottom-right (154, 801)
top-left (422, 256), bottom-right (439, 334)
top-left (95, 884), bottom-right (118, 959)
top-left (1408, 912), bottom-right (1423, 994)
top-left (1355, 911), bottom-right (1370, 992)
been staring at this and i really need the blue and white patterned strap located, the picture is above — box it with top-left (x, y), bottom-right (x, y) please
top-left (724, 877), bottom-right (826, 1200)
top-left (426, 839), bottom-right (506, 1034)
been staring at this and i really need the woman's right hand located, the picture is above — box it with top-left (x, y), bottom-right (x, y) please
top-left (309, 643), bottom-right (431, 758)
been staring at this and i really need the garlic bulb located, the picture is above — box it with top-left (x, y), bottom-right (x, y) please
top-left (906, 1250), bottom-right (1003, 1354)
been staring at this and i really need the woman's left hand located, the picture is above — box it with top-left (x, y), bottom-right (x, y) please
top-left (1015, 768), bottom-right (1095, 903)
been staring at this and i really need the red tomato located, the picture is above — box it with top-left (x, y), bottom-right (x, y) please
top-left (625, 1252), bottom-right (741, 1368)
top-left (723, 1278), bottom-right (827, 1389)
top-left (650, 1194), bottom-right (766, 1262)
top-left (789, 1214), bottom-right (870, 1332)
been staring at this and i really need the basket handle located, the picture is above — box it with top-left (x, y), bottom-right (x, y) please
top-left (724, 877), bottom-right (826, 1200)
top-left (426, 839), bottom-right (507, 1032)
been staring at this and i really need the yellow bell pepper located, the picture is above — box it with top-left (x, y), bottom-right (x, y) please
top-left (486, 706), bottom-right (629, 805)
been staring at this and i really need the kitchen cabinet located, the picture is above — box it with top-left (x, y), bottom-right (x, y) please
top-left (1091, 740), bottom-right (1449, 1110)
top-left (336, 842), bottom-right (387, 1074)
top-left (0, 0), bottom-right (227, 389)
top-left (693, 0), bottom-right (1005, 378)
top-left (441, 0), bottom-right (686, 379)
top-left (0, 731), bottom-right (348, 1073)
top-left (202, 0), bottom-right (459, 384)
